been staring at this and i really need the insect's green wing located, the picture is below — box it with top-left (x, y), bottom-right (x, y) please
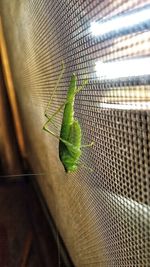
top-left (60, 74), bottom-right (77, 141)
top-left (59, 120), bottom-right (82, 172)
top-left (68, 119), bottom-right (81, 149)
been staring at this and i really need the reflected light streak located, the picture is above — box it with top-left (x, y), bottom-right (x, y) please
top-left (91, 6), bottom-right (150, 37)
top-left (95, 57), bottom-right (150, 79)
top-left (115, 32), bottom-right (150, 51)
top-left (97, 102), bottom-right (150, 110)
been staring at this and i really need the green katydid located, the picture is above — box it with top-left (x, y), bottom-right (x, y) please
top-left (43, 62), bottom-right (93, 172)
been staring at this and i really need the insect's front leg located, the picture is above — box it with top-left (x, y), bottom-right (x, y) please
top-left (75, 78), bottom-right (88, 94)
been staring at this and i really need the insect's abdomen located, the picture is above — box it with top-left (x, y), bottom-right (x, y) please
top-left (68, 120), bottom-right (81, 148)
top-left (59, 120), bottom-right (82, 172)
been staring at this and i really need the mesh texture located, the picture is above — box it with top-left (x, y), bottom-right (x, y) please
top-left (1, 0), bottom-right (150, 266)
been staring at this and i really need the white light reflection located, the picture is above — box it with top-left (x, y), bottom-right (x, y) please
top-left (114, 32), bottom-right (150, 53)
top-left (95, 57), bottom-right (150, 79)
top-left (97, 102), bottom-right (150, 110)
top-left (91, 6), bottom-right (150, 37)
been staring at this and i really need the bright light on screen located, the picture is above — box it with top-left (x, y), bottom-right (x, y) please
top-left (95, 57), bottom-right (150, 79)
top-left (91, 5), bottom-right (150, 37)
top-left (97, 102), bottom-right (150, 110)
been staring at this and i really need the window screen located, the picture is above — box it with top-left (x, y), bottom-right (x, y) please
top-left (0, 0), bottom-right (150, 266)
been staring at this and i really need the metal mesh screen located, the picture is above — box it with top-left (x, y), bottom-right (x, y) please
top-left (1, 0), bottom-right (150, 266)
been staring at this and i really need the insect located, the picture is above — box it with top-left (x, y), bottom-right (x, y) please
top-left (43, 62), bottom-right (93, 172)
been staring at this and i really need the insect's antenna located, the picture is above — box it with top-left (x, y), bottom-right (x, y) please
top-left (44, 61), bottom-right (65, 115)
top-left (0, 173), bottom-right (45, 178)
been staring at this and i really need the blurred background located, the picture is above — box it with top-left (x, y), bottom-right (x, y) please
top-left (0, 0), bottom-right (150, 266)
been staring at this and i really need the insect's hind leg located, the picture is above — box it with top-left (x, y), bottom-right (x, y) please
top-left (44, 61), bottom-right (65, 117)
top-left (43, 101), bottom-right (66, 132)
top-left (43, 125), bottom-right (60, 139)
top-left (43, 118), bottom-right (79, 155)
